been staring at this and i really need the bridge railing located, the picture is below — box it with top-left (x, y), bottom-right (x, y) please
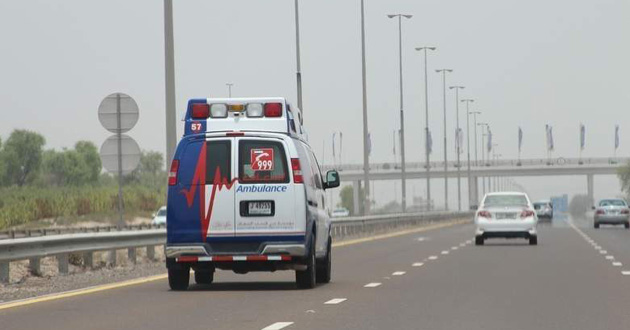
top-left (322, 157), bottom-right (629, 172)
top-left (0, 211), bottom-right (471, 283)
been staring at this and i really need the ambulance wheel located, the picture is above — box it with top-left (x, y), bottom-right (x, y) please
top-left (296, 236), bottom-right (316, 289)
top-left (316, 238), bottom-right (332, 284)
top-left (168, 267), bottom-right (190, 291)
top-left (194, 270), bottom-right (214, 285)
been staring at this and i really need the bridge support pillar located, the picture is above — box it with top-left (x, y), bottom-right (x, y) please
top-left (353, 181), bottom-right (361, 216)
top-left (470, 176), bottom-right (479, 209)
top-left (587, 174), bottom-right (594, 205)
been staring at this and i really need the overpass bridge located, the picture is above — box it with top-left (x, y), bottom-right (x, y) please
top-left (324, 157), bottom-right (629, 213)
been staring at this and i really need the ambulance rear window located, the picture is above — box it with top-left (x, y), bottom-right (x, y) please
top-left (239, 140), bottom-right (289, 184)
top-left (206, 140), bottom-right (231, 184)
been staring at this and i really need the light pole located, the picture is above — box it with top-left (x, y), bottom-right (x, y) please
top-left (471, 111), bottom-right (481, 166)
top-left (462, 100), bottom-right (475, 208)
top-left (294, 0), bottom-right (303, 113)
top-left (415, 46), bottom-right (436, 210)
top-left (436, 69), bottom-right (453, 210)
top-left (164, 0), bottom-right (177, 167)
top-left (450, 85), bottom-right (464, 211)
top-left (226, 83), bottom-right (234, 97)
top-left (478, 122), bottom-right (489, 195)
top-left (388, 13), bottom-right (413, 212)
top-left (360, 0), bottom-right (370, 215)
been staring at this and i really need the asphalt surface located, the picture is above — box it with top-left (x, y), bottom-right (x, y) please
top-left (2, 215), bottom-right (630, 330)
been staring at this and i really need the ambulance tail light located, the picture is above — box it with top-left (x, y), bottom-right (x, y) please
top-left (291, 158), bottom-right (303, 183)
top-left (168, 159), bottom-right (179, 186)
top-left (210, 104), bottom-right (228, 118)
top-left (264, 103), bottom-right (283, 117)
top-left (191, 104), bottom-right (209, 119)
top-left (246, 103), bottom-right (264, 117)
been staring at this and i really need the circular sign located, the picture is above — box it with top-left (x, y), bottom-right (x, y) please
top-left (98, 93), bottom-right (139, 133)
top-left (99, 134), bottom-right (141, 175)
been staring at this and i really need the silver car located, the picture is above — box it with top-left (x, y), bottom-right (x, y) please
top-left (593, 199), bottom-right (630, 229)
top-left (474, 192), bottom-right (538, 245)
top-left (533, 201), bottom-right (553, 219)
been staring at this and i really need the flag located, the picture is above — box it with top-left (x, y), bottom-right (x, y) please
top-left (367, 132), bottom-right (372, 156)
top-left (332, 132), bottom-right (336, 159)
top-left (518, 127), bottom-right (523, 152)
top-left (615, 125), bottom-right (620, 150)
top-left (393, 130), bottom-right (396, 155)
top-left (339, 132), bottom-right (343, 159)
top-left (455, 128), bottom-right (464, 154)
top-left (427, 129), bottom-right (433, 154)
top-left (487, 128), bottom-right (492, 152)
top-left (580, 124), bottom-right (585, 150)
top-left (546, 125), bottom-right (554, 151)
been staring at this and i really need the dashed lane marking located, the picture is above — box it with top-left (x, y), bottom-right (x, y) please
top-left (392, 271), bottom-right (406, 276)
top-left (451, 246), bottom-right (458, 250)
top-left (441, 251), bottom-right (449, 255)
top-left (364, 282), bottom-right (382, 288)
top-left (428, 256), bottom-right (438, 260)
top-left (606, 256), bottom-right (615, 260)
top-left (622, 271), bottom-right (630, 276)
top-left (600, 250), bottom-right (608, 254)
top-left (613, 262), bottom-right (623, 267)
top-left (324, 298), bottom-right (347, 305)
top-left (262, 322), bottom-right (294, 330)
top-left (412, 262), bottom-right (424, 267)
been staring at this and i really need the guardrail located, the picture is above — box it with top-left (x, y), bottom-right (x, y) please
top-left (0, 224), bottom-right (165, 240)
top-left (0, 212), bottom-right (471, 283)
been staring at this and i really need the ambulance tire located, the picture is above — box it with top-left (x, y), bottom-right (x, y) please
top-left (296, 236), bottom-right (316, 289)
top-left (316, 238), bottom-right (332, 284)
top-left (194, 270), bottom-right (214, 285)
top-left (168, 267), bottom-right (190, 291)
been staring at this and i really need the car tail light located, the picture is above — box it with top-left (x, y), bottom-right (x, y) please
top-left (477, 210), bottom-right (491, 218)
top-left (210, 104), bottom-right (228, 118)
top-left (622, 209), bottom-right (629, 214)
top-left (520, 210), bottom-right (535, 218)
top-left (191, 103), bottom-right (209, 119)
top-left (168, 159), bottom-right (179, 186)
top-left (264, 103), bottom-right (283, 117)
top-left (291, 158), bottom-right (303, 183)
top-left (246, 103), bottom-right (264, 117)
top-left (596, 209), bottom-right (605, 215)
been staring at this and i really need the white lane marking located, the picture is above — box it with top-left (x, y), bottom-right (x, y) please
top-left (452, 246), bottom-right (458, 250)
top-left (383, 276), bottom-right (391, 280)
top-left (613, 262), bottom-right (623, 267)
top-left (417, 237), bottom-right (427, 242)
top-left (441, 250), bottom-right (449, 255)
top-left (412, 262), bottom-right (424, 267)
top-left (324, 298), bottom-right (347, 305)
top-left (600, 250), bottom-right (608, 254)
top-left (364, 282), bottom-right (382, 288)
top-left (428, 256), bottom-right (438, 260)
top-left (594, 246), bottom-right (601, 250)
top-left (466, 240), bottom-right (472, 244)
top-left (622, 271), bottom-right (630, 276)
top-left (606, 256), bottom-right (615, 260)
top-left (262, 322), bottom-right (294, 330)
top-left (459, 243), bottom-right (466, 247)
top-left (392, 271), bottom-right (406, 276)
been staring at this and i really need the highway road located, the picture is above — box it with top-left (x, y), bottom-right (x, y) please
top-left (2, 216), bottom-right (630, 330)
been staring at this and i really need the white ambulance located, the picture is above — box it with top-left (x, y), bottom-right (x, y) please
top-left (165, 97), bottom-right (340, 290)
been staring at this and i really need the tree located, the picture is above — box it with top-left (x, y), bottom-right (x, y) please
top-left (0, 137), bottom-right (5, 186)
top-left (41, 141), bottom-right (102, 186)
top-left (3, 130), bottom-right (45, 186)
top-left (138, 151), bottom-right (163, 175)
top-left (618, 163), bottom-right (630, 197)
top-left (74, 141), bottom-right (101, 183)
top-left (339, 184), bottom-right (366, 216)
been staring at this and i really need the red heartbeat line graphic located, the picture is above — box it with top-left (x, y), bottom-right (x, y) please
top-left (180, 143), bottom-right (238, 241)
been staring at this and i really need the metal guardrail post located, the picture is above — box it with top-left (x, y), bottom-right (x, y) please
top-left (29, 257), bottom-right (41, 276)
top-left (146, 246), bottom-right (155, 261)
top-left (128, 248), bottom-right (137, 265)
top-left (0, 261), bottom-right (9, 284)
top-left (58, 254), bottom-right (69, 274)
top-left (83, 252), bottom-right (94, 269)
top-left (108, 250), bottom-right (117, 267)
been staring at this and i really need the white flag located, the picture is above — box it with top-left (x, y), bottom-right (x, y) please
top-left (615, 125), bottom-right (620, 150)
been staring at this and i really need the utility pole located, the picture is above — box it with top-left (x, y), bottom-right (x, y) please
top-left (436, 69), bottom-right (453, 210)
top-left (360, 0), bottom-right (370, 215)
top-left (415, 46), bottom-right (436, 210)
top-left (450, 86), bottom-right (465, 211)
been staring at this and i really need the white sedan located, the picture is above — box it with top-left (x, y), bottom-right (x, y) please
top-left (474, 192), bottom-right (538, 245)
top-left (151, 206), bottom-right (167, 226)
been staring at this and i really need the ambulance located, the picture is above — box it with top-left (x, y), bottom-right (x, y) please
top-left (165, 97), bottom-right (340, 290)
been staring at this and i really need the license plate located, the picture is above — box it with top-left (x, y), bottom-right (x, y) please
top-left (496, 212), bottom-right (516, 220)
top-left (248, 201), bottom-right (272, 216)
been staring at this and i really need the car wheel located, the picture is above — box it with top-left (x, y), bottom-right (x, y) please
top-left (296, 236), bottom-right (316, 289)
top-left (168, 267), bottom-right (190, 291)
top-left (316, 238), bottom-right (332, 284)
top-left (529, 236), bottom-right (538, 245)
top-left (594, 222), bottom-right (600, 229)
top-left (475, 236), bottom-right (484, 246)
top-left (194, 270), bottom-right (214, 285)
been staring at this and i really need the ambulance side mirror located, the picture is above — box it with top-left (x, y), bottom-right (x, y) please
top-left (324, 170), bottom-right (340, 189)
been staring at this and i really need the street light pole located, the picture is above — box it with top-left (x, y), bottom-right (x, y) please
top-left (294, 0), bottom-right (303, 113)
top-left (436, 69), bottom-right (453, 211)
top-left (360, 0), bottom-right (370, 215)
top-left (226, 83), bottom-right (234, 98)
top-left (472, 111), bottom-right (481, 166)
top-left (462, 100), bottom-right (475, 208)
top-left (164, 0), bottom-right (177, 167)
top-left (450, 86), bottom-right (464, 211)
top-left (415, 46), bottom-right (436, 211)
top-left (388, 13), bottom-right (412, 213)
top-left (478, 122), bottom-right (489, 195)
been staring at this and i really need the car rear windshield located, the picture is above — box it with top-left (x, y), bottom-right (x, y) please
top-left (239, 140), bottom-right (289, 184)
top-left (599, 200), bottom-right (627, 207)
top-left (483, 195), bottom-right (528, 207)
top-left (206, 140), bottom-right (231, 184)
top-left (157, 209), bottom-right (167, 216)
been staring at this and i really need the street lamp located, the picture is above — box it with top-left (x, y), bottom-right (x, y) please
top-left (478, 122), bottom-right (489, 195)
top-left (449, 85), bottom-right (464, 211)
top-left (360, 0), bottom-right (370, 215)
top-left (294, 0), bottom-right (303, 113)
top-left (388, 13), bottom-right (413, 212)
top-left (436, 69), bottom-right (453, 211)
top-left (415, 46), bottom-right (436, 210)
top-left (226, 83), bottom-right (234, 98)
top-left (470, 111), bottom-right (481, 166)
top-left (462, 99), bottom-right (475, 208)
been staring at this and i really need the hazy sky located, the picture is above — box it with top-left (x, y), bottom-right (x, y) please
top-left (1, 0), bottom-right (629, 207)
